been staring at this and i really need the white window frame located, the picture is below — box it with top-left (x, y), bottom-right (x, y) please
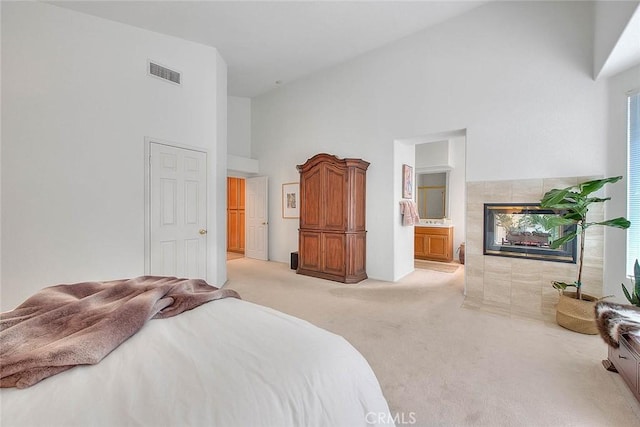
top-left (627, 90), bottom-right (640, 276)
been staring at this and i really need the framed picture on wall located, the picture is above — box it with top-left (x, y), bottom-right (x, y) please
top-left (402, 164), bottom-right (413, 199)
top-left (282, 182), bottom-right (300, 218)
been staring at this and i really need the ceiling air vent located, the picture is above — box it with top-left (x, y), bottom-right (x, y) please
top-left (148, 61), bottom-right (181, 85)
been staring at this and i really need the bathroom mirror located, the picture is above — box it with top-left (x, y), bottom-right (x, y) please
top-left (417, 172), bottom-right (447, 219)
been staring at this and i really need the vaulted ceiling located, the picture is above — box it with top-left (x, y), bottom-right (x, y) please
top-left (49, 1), bottom-right (640, 97)
top-left (50, 1), bottom-right (488, 97)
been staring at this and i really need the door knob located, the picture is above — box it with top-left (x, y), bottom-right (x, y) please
top-left (199, 229), bottom-right (207, 235)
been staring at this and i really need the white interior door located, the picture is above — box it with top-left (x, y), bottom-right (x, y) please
top-left (150, 142), bottom-right (207, 278)
top-left (245, 176), bottom-right (269, 260)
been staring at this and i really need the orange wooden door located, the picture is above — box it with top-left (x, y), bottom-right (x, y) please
top-left (227, 177), bottom-right (245, 253)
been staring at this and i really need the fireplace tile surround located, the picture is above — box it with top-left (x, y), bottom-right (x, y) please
top-left (463, 176), bottom-right (604, 322)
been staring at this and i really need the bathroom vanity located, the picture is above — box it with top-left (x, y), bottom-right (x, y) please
top-left (414, 222), bottom-right (454, 262)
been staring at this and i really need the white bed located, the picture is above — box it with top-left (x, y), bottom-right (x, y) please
top-left (0, 297), bottom-right (394, 426)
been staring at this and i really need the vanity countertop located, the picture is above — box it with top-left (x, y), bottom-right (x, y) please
top-left (415, 221), bottom-right (453, 228)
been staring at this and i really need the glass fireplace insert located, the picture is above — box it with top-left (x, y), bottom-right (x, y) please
top-left (483, 203), bottom-right (577, 263)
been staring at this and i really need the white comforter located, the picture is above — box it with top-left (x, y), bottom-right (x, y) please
top-left (1, 298), bottom-right (393, 427)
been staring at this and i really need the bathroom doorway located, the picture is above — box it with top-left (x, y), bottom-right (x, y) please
top-left (393, 129), bottom-right (467, 280)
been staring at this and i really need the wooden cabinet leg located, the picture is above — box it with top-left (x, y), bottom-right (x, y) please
top-left (602, 359), bottom-right (618, 373)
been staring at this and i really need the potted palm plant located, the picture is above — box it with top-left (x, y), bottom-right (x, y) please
top-left (622, 259), bottom-right (640, 307)
top-left (540, 176), bottom-right (630, 334)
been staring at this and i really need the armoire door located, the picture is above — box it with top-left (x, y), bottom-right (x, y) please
top-left (323, 163), bottom-right (347, 230)
top-left (299, 231), bottom-right (321, 271)
top-left (322, 232), bottom-right (346, 276)
top-left (300, 165), bottom-right (322, 229)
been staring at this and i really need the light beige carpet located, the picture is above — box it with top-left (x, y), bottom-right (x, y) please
top-left (225, 258), bottom-right (640, 426)
top-left (226, 252), bottom-right (244, 261)
top-left (414, 259), bottom-right (460, 273)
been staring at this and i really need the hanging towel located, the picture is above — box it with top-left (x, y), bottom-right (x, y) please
top-left (399, 200), bottom-right (420, 226)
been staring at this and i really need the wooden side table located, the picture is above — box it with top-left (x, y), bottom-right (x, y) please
top-left (603, 333), bottom-right (640, 404)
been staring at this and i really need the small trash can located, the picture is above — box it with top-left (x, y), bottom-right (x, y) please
top-left (290, 252), bottom-right (299, 270)
top-left (458, 243), bottom-right (465, 264)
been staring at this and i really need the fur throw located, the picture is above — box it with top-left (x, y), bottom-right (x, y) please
top-left (1, 276), bottom-right (240, 388)
top-left (595, 301), bottom-right (640, 348)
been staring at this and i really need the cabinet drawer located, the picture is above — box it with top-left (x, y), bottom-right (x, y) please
top-left (415, 226), bottom-right (450, 235)
top-left (610, 338), bottom-right (639, 393)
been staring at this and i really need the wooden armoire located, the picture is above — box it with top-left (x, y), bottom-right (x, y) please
top-left (296, 153), bottom-right (369, 283)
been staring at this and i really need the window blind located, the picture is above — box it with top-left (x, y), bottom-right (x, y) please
top-left (628, 91), bottom-right (640, 276)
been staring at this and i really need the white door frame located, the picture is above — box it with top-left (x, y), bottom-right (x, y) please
top-left (144, 137), bottom-right (209, 276)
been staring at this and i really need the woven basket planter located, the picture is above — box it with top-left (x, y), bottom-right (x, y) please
top-left (556, 291), bottom-right (598, 335)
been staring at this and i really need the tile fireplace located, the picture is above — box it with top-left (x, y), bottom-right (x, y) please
top-left (464, 177), bottom-right (603, 321)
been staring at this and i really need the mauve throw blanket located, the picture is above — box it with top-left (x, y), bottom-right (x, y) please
top-left (0, 276), bottom-right (240, 389)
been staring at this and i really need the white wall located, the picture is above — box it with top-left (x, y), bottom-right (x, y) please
top-left (214, 51), bottom-right (228, 288)
top-left (0, 0), bottom-right (3, 295)
top-left (227, 96), bottom-right (258, 176)
top-left (605, 64), bottom-right (640, 301)
top-left (448, 136), bottom-right (466, 257)
top-left (416, 141), bottom-right (448, 169)
top-left (228, 96), bottom-right (252, 158)
top-left (1, 2), bottom-right (226, 310)
top-left (252, 1), bottom-right (607, 281)
top-left (394, 141), bottom-right (416, 280)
